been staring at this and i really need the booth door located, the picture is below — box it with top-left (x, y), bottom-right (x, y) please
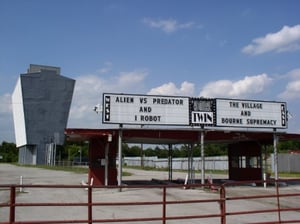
top-left (228, 141), bottom-right (262, 181)
top-left (88, 138), bottom-right (117, 186)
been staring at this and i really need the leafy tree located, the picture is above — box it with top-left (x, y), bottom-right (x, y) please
top-left (154, 146), bottom-right (168, 158)
top-left (123, 144), bottom-right (141, 157)
top-left (59, 140), bottom-right (300, 163)
top-left (205, 143), bottom-right (228, 156)
top-left (122, 143), bottom-right (130, 156)
top-left (278, 140), bottom-right (300, 153)
top-left (0, 141), bottom-right (18, 162)
top-left (144, 147), bottom-right (157, 157)
top-left (172, 146), bottom-right (188, 158)
top-left (63, 142), bottom-right (88, 161)
top-left (141, 143), bottom-right (229, 158)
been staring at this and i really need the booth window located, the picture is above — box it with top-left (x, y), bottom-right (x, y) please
top-left (231, 156), bottom-right (261, 168)
top-left (247, 156), bottom-right (261, 168)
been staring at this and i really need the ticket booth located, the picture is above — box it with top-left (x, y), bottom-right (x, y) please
top-left (88, 137), bottom-right (117, 185)
top-left (228, 141), bottom-right (262, 181)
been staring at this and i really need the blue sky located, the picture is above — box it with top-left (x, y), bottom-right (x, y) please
top-left (1, 0), bottom-right (300, 143)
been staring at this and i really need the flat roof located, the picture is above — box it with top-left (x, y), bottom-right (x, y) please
top-left (65, 128), bottom-right (300, 145)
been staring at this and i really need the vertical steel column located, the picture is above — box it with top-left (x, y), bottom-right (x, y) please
top-left (118, 124), bottom-right (123, 190)
top-left (273, 128), bottom-right (278, 181)
top-left (188, 144), bottom-right (195, 184)
top-left (168, 144), bottom-right (173, 181)
top-left (273, 128), bottom-right (281, 223)
top-left (188, 144), bottom-right (191, 183)
top-left (263, 145), bottom-right (269, 188)
top-left (105, 134), bottom-right (112, 186)
top-left (200, 128), bottom-right (205, 185)
top-left (140, 125), bottom-right (144, 168)
top-left (104, 142), bottom-right (109, 186)
top-left (140, 143), bottom-right (144, 168)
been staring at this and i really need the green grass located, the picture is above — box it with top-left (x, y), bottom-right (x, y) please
top-left (122, 171), bottom-right (132, 176)
top-left (278, 172), bottom-right (300, 178)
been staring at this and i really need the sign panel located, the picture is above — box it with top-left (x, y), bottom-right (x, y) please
top-left (103, 93), bottom-right (189, 125)
top-left (190, 98), bottom-right (216, 126)
top-left (216, 98), bottom-right (287, 129)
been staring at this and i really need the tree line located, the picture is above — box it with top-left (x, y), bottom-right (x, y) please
top-left (122, 143), bottom-right (228, 158)
top-left (1, 140), bottom-right (300, 163)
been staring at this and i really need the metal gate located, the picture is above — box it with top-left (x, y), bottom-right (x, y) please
top-left (0, 179), bottom-right (299, 224)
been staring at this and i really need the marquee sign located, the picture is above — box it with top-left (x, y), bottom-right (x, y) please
top-left (216, 98), bottom-right (287, 129)
top-left (102, 93), bottom-right (288, 129)
top-left (103, 93), bottom-right (189, 125)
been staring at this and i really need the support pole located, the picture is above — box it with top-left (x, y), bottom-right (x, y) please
top-left (118, 124), bottom-right (123, 189)
top-left (140, 143), bottom-right (144, 168)
top-left (263, 145), bottom-right (268, 188)
top-left (200, 128), bottom-right (205, 185)
top-left (104, 142), bottom-right (109, 186)
top-left (168, 144), bottom-right (173, 181)
top-left (273, 128), bottom-right (278, 182)
top-left (187, 144), bottom-right (191, 183)
top-left (190, 144), bottom-right (194, 184)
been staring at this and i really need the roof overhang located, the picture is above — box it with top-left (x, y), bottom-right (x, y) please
top-left (65, 128), bottom-right (300, 145)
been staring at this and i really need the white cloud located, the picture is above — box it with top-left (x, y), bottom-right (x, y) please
top-left (0, 93), bottom-right (14, 142)
top-left (68, 70), bottom-right (147, 128)
top-left (279, 81), bottom-right (300, 99)
top-left (96, 61), bottom-right (113, 74)
top-left (199, 73), bottom-right (272, 98)
top-left (118, 71), bottom-right (147, 87)
top-left (147, 81), bottom-right (195, 96)
top-left (0, 93), bottom-right (12, 114)
top-left (143, 18), bottom-right (194, 33)
top-left (285, 68), bottom-right (300, 79)
top-left (278, 68), bottom-right (300, 100)
top-left (242, 25), bottom-right (300, 55)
